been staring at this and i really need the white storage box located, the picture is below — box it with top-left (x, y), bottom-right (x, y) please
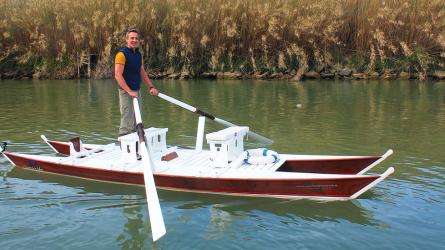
top-left (206, 126), bottom-right (249, 167)
top-left (120, 127), bottom-right (168, 162)
top-left (145, 127), bottom-right (168, 152)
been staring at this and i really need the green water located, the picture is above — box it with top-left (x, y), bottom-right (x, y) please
top-left (0, 79), bottom-right (444, 249)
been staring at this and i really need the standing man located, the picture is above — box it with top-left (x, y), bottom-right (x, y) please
top-left (115, 29), bottom-right (159, 138)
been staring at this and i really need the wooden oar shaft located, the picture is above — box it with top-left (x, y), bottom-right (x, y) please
top-left (158, 93), bottom-right (215, 120)
top-left (158, 93), bottom-right (196, 113)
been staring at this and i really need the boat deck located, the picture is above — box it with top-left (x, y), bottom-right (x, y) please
top-left (13, 144), bottom-right (374, 180)
top-left (157, 149), bottom-right (288, 178)
top-left (21, 145), bottom-right (313, 179)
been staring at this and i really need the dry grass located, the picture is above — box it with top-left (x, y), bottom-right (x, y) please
top-left (0, 0), bottom-right (443, 78)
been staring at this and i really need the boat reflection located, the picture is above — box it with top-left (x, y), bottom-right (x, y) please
top-left (160, 190), bottom-right (379, 225)
top-left (7, 167), bottom-right (387, 247)
top-left (116, 200), bottom-right (147, 249)
top-left (8, 167), bottom-right (382, 227)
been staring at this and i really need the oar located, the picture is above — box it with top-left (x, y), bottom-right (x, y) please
top-left (157, 93), bottom-right (273, 144)
top-left (133, 98), bottom-right (166, 242)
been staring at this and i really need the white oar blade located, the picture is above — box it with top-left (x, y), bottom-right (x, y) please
top-left (158, 92), bottom-right (273, 144)
top-left (214, 118), bottom-right (273, 144)
top-left (133, 98), bottom-right (166, 241)
top-left (140, 143), bottom-right (167, 241)
top-left (247, 131), bottom-right (273, 145)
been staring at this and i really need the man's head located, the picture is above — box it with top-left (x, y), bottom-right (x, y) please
top-left (125, 29), bottom-right (140, 49)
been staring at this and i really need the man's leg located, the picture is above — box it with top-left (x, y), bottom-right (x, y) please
top-left (118, 89), bottom-right (137, 136)
top-left (118, 89), bottom-right (142, 159)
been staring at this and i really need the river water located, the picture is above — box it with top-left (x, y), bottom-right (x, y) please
top-left (0, 79), bottom-right (444, 249)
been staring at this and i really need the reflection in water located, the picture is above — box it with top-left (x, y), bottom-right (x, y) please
top-left (116, 198), bottom-right (149, 250)
top-left (205, 206), bottom-right (233, 240)
top-left (9, 167), bottom-right (383, 227)
top-left (6, 167), bottom-right (388, 249)
top-left (162, 190), bottom-right (380, 226)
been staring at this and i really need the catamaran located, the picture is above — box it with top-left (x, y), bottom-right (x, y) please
top-left (1, 93), bottom-right (394, 241)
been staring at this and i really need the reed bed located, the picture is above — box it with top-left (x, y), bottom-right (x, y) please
top-left (0, 0), bottom-right (443, 79)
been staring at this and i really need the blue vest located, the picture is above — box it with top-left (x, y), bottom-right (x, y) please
top-left (121, 47), bottom-right (142, 91)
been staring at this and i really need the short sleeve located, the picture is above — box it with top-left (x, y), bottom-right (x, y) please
top-left (115, 52), bottom-right (126, 64)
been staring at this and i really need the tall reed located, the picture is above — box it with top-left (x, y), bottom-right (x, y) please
top-left (0, 0), bottom-right (443, 78)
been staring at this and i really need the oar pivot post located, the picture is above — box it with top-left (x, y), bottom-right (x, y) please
top-left (0, 142), bottom-right (7, 153)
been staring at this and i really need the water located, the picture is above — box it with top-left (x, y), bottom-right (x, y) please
top-left (0, 79), bottom-right (444, 249)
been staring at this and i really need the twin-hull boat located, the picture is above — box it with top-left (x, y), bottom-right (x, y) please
top-left (1, 94), bottom-right (395, 242)
top-left (1, 124), bottom-right (394, 200)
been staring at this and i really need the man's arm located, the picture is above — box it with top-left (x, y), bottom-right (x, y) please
top-left (141, 66), bottom-right (159, 96)
top-left (115, 63), bottom-right (138, 98)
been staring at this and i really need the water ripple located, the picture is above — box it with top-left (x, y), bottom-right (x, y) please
top-left (0, 79), bottom-right (444, 249)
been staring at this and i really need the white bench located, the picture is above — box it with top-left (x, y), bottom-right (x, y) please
top-left (120, 127), bottom-right (169, 163)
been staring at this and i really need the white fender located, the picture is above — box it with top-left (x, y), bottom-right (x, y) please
top-left (245, 148), bottom-right (279, 165)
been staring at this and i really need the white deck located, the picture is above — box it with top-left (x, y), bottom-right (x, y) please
top-left (18, 145), bottom-right (369, 180)
top-left (33, 125), bottom-right (393, 181)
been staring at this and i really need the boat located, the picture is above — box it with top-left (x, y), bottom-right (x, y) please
top-left (1, 108), bottom-right (394, 201)
top-left (0, 94), bottom-right (395, 241)
top-left (0, 92), bottom-right (394, 200)
top-left (1, 125), bottom-right (394, 200)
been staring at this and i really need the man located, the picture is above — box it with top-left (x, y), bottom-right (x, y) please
top-left (114, 29), bottom-right (159, 138)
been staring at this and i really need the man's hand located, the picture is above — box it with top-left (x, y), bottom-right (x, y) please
top-left (149, 87), bottom-right (159, 96)
top-left (128, 90), bottom-right (139, 98)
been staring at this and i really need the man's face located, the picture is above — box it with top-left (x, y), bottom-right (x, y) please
top-left (126, 32), bottom-right (139, 49)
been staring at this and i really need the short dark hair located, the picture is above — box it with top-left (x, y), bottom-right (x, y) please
top-left (125, 29), bottom-right (140, 38)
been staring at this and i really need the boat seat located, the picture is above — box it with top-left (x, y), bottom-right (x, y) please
top-left (206, 126), bottom-right (249, 141)
top-left (69, 137), bottom-right (88, 158)
top-left (206, 126), bottom-right (249, 168)
top-left (145, 127), bottom-right (169, 152)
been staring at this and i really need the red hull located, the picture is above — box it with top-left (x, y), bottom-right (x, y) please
top-left (47, 140), bottom-right (384, 175)
top-left (4, 152), bottom-right (379, 199)
top-left (277, 157), bottom-right (380, 174)
top-left (48, 140), bottom-right (77, 155)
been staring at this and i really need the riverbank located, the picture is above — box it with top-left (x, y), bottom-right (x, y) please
top-left (2, 68), bottom-right (445, 81)
top-left (146, 68), bottom-right (445, 81)
top-left (1, 0), bottom-right (444, 81)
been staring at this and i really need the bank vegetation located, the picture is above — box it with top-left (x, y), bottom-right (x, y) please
top-left (0, 0), bottom-right (444, 80)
